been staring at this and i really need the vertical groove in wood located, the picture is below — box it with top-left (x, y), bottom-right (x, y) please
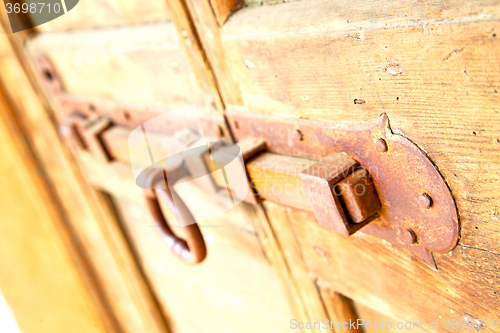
top-left (245, 205), bottom-right (310, 326)
top-left (182, 0), bottom-right (244, 107)
top-left (164, 0), bottom-right (225, 113)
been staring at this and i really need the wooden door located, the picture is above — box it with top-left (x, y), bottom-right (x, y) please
top-left (2, 0), bottom-right (499, 332)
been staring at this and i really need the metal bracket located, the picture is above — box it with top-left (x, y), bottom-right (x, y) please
top-left (227, 110), bottom-right (459, 268)
top-left (34, 53), bottom-right (458, 268)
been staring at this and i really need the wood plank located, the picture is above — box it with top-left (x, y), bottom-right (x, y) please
top-left (223, 6), bottom-right (500, 121)
top-left (0, 17), bottom-right (170, 333)
top-left (0, 86), bottom-right (108, 333)
top-left (262, 201), bottom-right (351, 333)
top-left (26, 22), bottom-right (218, 114)
top-left (273, 204), bottom-right (500, 332)
top-left (228, 0), bottom-right (500, 34)
top-left (34, 0), bottom-right (171, 31)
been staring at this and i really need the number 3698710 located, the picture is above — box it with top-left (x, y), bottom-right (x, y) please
top-left (6, 2), bottom-right (62, 14)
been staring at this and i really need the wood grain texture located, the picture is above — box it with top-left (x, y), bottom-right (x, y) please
top-left (0, 18), bottom-right (170, 333)
top-left (266, 203), bottom-right (500, 332)
top-left (26, 22), bottom-right (217, 114)
top-left (223, 22), bottom-right (500, 123)
top-left (262, 201), bottom-right (347, 333)
top-left (0, 85), bottom-right (107, 333)
top-left (34, 0), bottom-right (171, 31)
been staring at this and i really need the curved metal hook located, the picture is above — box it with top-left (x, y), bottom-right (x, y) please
top-left (144, 167), bottom-right (207, 264)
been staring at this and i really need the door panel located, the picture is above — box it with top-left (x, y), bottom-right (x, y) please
top-left (265, 202), bottom-right (499, 329)
top-left (27, 23), bottom-right (215, 113)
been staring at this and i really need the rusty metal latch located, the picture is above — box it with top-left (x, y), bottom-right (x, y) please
top-left (227, 110), bottom-right (459, 268)
top-left (35, 54), bottom-right (459, 268)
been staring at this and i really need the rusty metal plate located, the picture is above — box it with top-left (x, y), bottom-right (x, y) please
top-left (33, 54), bottom-right (232, 143)
top-left (227, 109), bottom-right (459, 268)
top-left (58, 94), bottom-right (232, 143)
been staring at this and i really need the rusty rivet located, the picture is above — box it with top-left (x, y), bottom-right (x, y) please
top-left (376, 138), bottom-right (388, 152)
top-left (407, 228), bottom-right (419, 244)
top-left (419, 193), bottom-right (433, 209)
top-left (123, 111), bottom-right (131, 121)
top-left (293, 129), bottom-right (305, 141)
top-left (43, 70), bottom-right (54, 81)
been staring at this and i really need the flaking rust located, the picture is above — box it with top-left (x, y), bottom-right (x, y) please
top-left (227, 109), bottom-right (459, 269)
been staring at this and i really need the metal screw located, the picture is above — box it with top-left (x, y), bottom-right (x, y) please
top-left (313, 246), bottom-right (328, 263)
top-left (407, 228), bottom-right (419, 244)
top-left (293, 129), bottom-right (305, 141)
top-left (376, 138), bottom-right (388, 152)
top-left (419, 193), bottom-right (433, 209)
